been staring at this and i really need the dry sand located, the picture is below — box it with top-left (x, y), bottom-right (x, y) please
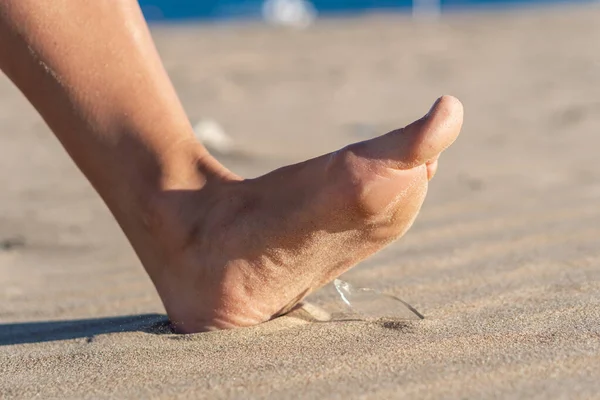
top-left (1, 4), bottom-right (600, 399)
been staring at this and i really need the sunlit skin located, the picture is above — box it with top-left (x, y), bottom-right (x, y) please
top-left (0, 1), bottom-right (462, 332)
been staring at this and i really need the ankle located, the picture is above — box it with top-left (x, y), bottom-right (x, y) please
top-left (113, 139), bottom-right (229, 253)
top-left (142, 144), bottom-right (232, 234)
top-left (157, 140), bottom-right (235, 191)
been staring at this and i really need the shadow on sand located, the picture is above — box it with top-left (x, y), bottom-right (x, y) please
top-left (0, 314), bottom-right (171, 346)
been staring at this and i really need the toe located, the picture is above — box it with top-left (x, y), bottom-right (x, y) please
top-left (354, 95), bottom-right (463, 170)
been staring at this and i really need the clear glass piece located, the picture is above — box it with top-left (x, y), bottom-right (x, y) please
top-left (333, 279), bottom-right (424, 320)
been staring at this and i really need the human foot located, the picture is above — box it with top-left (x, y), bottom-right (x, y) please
top-left (134, 96), bottom-right (463, 333)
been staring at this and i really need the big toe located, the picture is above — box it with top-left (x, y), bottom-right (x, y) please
top-left (358, 95), bottom-right (463, 170)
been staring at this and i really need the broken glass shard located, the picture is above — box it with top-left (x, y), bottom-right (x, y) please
top-left (333, 279), bottom-right (424, 320)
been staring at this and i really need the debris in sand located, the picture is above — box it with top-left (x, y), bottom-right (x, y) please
top-left (0, 236), bottom-right (26, 251)
top-left (333, 279), bottom-right (424, 320)
top-left (193, 118), bottom-right (237, 155)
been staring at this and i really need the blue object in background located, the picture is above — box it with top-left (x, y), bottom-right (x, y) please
top-left (138, 0), bottom-right (588, 21)
top-left (139, 0), bottom-right (262, 21)
top-left (138, 0), bottom-right (415, 21)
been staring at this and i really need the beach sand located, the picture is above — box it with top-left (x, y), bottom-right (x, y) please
top-left (1, 4), bottom-right (599, 399)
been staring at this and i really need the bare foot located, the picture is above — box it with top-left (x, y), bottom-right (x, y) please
top-left (131, 96), bottom-right (463, 332)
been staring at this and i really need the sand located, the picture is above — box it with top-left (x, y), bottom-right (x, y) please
top-left (1, 4), bottom-right (600, 399)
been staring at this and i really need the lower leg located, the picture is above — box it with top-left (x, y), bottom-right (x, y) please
top-left (0, 0), bottom-right (228, 288)
top-left (0, 0), bottom-right (223, 220)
